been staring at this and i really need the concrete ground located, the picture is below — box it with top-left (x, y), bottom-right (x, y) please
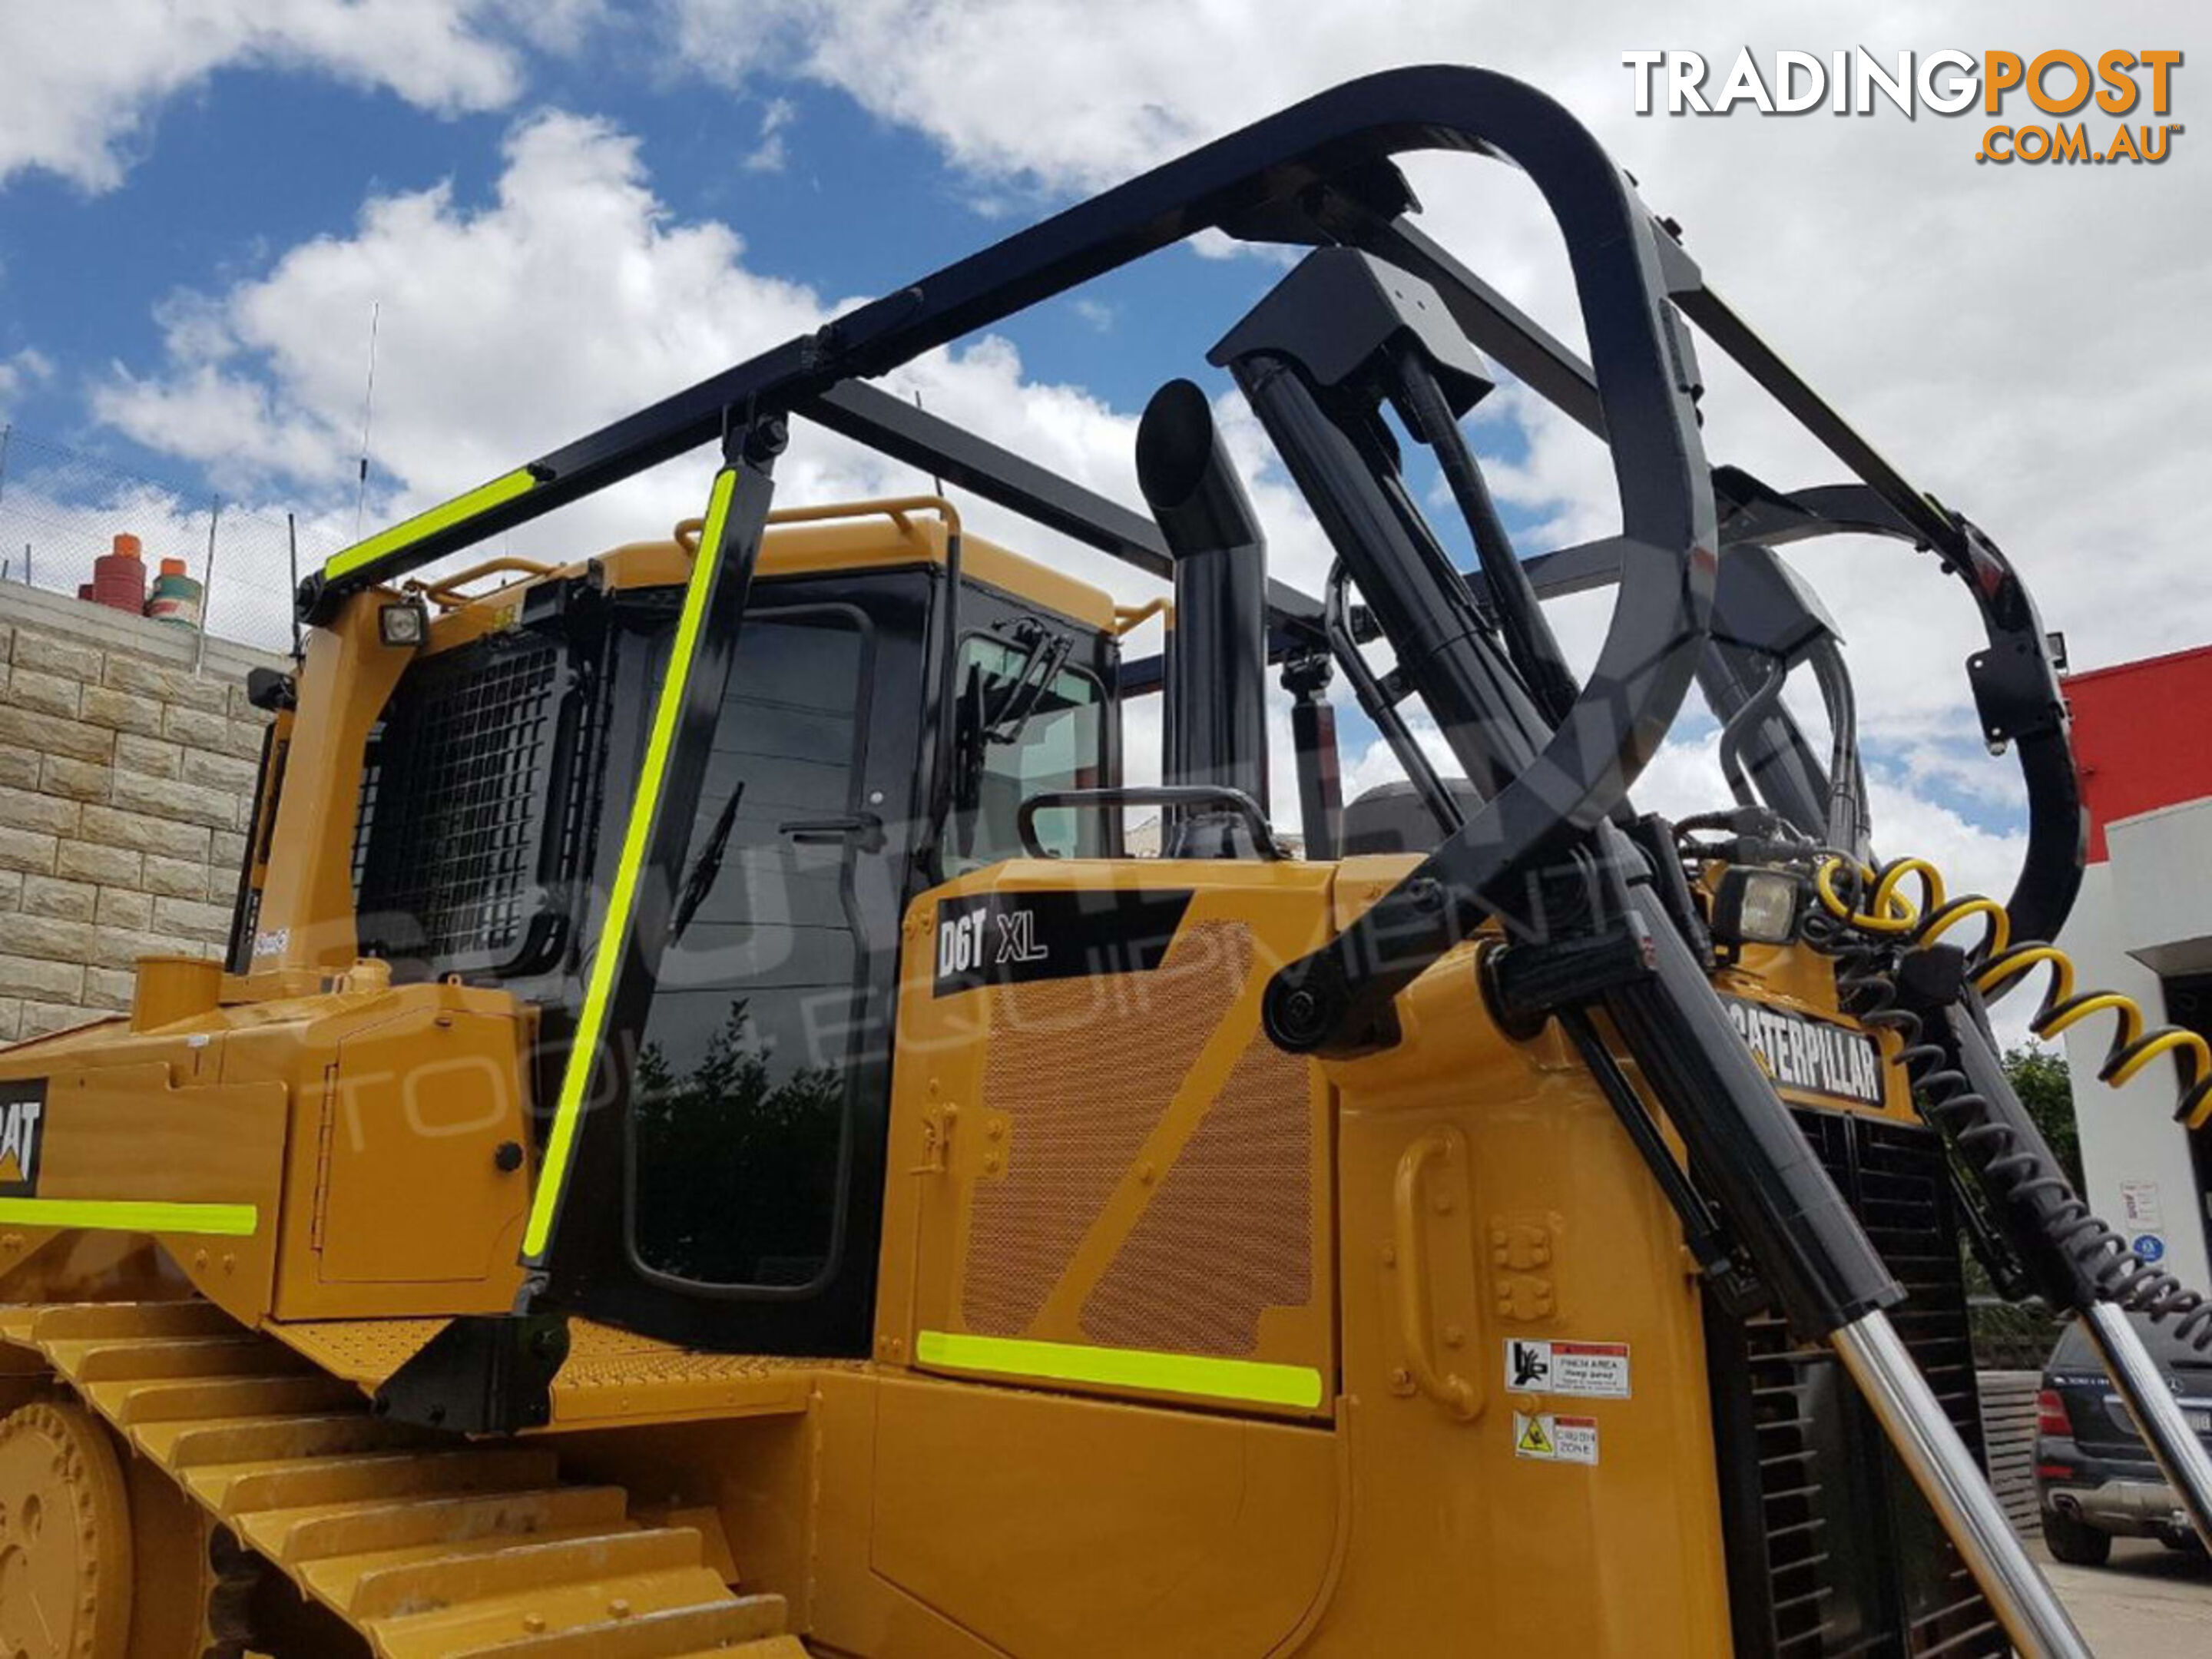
top-left (2031, 1532), bottom-right (2212, 1654)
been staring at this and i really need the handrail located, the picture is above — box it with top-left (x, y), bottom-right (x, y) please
top-left (1015, 785), bottom-right (1283, 861)
top-left (674, 494), bottom-right (960, 553)
top-left (417, 555), bottom-right (556, 609)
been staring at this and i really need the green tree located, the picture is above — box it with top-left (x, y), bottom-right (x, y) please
top-left (2002, 1044), bottom-right (2082, 1190)
top-left (1959, 1047), bottom-right (2079, 1368)
top-left (631, 999), bottom-right (845, 1286)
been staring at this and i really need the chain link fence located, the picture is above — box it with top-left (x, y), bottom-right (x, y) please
top-left (0, 422), bottom-right (343, 655)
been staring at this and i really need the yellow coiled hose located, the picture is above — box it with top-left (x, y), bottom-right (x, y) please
top-left (1813, 855), bottom-right (2212, 1129)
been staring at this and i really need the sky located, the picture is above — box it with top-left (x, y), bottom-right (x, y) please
top-left (2, 2), bottom-right (2207, 945)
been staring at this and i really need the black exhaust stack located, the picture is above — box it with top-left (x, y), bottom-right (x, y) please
top-left (1137, 379), bottom-right (1270, 856)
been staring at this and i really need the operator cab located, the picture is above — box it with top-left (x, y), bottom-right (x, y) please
top-left (342, 502), bottom-right (1125, 1347)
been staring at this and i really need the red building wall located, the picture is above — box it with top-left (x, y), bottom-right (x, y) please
top-left (2064, 642), bottom-right (2212, 863)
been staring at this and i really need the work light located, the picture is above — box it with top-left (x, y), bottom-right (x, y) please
top-left (1714, 866), bottom-right (1803, 948)
top-left (379, 600), bottom-right (427, 647)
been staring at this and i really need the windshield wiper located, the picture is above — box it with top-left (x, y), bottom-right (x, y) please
top-left (984, 624), bottom-right (1074, 748)
top-left (671, 781), bottom-right (745, 944)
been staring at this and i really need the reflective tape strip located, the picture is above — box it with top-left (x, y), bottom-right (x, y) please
top-left (522, 465), bottom-right (739, 1260)
top-left (323, 467), bottom-right (538, 582)
top-left (914, 1330), bottom-right (1325, 1409)
top-left (0, 1198), bottom-right (257, 1237)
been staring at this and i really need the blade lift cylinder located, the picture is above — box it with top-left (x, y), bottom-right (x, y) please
top-left (1211, 247), bottom-right (2090, 1659)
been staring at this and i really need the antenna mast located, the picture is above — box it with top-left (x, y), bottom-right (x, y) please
top-left (353, 300), bottom-right (381, 538)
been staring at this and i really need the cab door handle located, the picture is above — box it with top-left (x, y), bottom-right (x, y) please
top-left (780, 811), bottom-right (885, 853)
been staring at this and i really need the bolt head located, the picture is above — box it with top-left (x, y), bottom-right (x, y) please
top-left (744, 416), bottom-right (790, 462)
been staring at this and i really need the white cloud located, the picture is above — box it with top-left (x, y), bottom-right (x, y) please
top-left (743, 97), bottom-right (798, 173)
top-left (0, 347), bottom-right (55, 403)
top-left (95, 112), bottom-right (820, 507)
top-left (0, 0), bottom-right (581, 191)
top-left (84, 108), bottom-right (1343, 641)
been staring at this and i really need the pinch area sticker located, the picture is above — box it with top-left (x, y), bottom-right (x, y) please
top-left (1505, 1338), bottom-right (1631, 1399)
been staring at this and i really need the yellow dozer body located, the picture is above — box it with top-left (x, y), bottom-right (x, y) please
top-left (0, 515), bottom-right (1959, 1658)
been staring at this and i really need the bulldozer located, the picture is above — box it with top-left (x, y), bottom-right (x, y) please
top-left (5, 64), bottom-right (2212, 1658)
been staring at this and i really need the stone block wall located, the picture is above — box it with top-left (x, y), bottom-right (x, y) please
top-left (0, 582), bottom-right (286, 1042)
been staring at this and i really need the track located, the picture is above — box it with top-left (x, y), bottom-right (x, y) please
top-left (0, 1301), bottom-right (804, 1659)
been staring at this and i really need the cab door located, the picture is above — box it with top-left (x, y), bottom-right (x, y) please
top-left (547, 568), bottom-right (929, 1353)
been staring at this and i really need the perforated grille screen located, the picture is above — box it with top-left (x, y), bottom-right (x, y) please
top-left (962, 922), bottom-right (1252, 1338)
top-left (1081, 1028), bottom-right (1313, 1356)
top-left (354, 635), bottom-right (563, 969)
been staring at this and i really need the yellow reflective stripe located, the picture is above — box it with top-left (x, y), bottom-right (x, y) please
top-left (0, 1198), bottom-right (257, 1237)
top-left (323, 467), bottom-right (538, 582)
top-left (915, 1330), bottom-right (1324, 1409)
top-left (522, 466), bottom-right (739, 1260)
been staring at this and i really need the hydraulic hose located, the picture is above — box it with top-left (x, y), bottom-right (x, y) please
top-left (1805, 850), bottom-right (2212, 1550)
top-left (1813, 855), bottom-right (2212, 1130)
top-left (1392, 346), bottom-right (1581, 727)
top-left (1717, 657), bottom-right (1790, 811)
top-left (1808, 856), bottom-right (2212, 1339)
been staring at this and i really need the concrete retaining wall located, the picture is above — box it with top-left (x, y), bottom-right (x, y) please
top-left (0, 582), bottom-right (284, 1042)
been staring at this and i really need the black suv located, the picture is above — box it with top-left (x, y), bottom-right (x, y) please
top-left (2036, 1313), bottom-right (2212, 1565)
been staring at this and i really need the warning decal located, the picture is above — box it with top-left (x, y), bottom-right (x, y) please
top-left (1504, 1338), bottom-right (1631, 1399)
top-left (1514, 1411), bottom-right (1598, 1465)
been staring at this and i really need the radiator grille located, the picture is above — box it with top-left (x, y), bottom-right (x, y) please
top-left (962, 922), bottom-right (1250, 1337)
top-left (354, 635), bottom-right (564, 972)
top-left (1079, 1028), bottom-right (1313, 1356)
top-left (1717, 1108), bottom-right (2005, 1659)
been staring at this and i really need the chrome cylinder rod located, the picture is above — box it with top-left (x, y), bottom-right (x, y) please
top-left (1832, 1311), bottom-right (2091, 1659)
top-left (2083, 1299), bottom-right (2212, 1551)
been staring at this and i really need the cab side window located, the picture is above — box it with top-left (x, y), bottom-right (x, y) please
top-left (948, 629), bottom-right (1106, 871)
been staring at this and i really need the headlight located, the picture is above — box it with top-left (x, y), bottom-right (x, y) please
top-left (379, 601), bottom-right (427, 647)
top-left (1714, 866), bottom-right (1803, 948)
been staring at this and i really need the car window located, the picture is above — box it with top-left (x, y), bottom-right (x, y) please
top-left (2047, 1311), bottom-right (2208, 1373)
top-left (2047, 1320), bottom-right (2098, 1371)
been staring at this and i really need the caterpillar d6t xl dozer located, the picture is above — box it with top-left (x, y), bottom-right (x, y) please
top-left (9, 65), bottom-right (2212, 1659)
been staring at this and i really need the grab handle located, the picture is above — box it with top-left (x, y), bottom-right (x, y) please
top-left (1389, 1128), bottom-right (1481, 1420)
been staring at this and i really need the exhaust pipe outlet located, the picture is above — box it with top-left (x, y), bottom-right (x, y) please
top-left (1137, 378), bottom-right (1269, 856)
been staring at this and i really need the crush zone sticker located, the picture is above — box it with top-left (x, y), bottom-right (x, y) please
top-left (1515, 1412), bottom-right (1599, 1465)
